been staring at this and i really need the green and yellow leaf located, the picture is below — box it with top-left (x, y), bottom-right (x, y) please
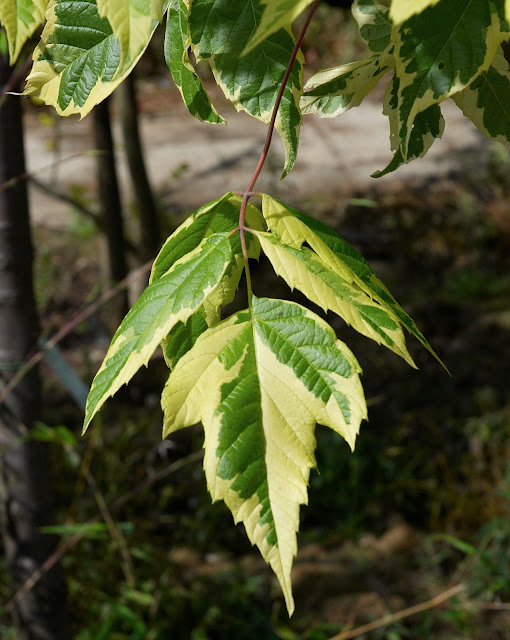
top-left (83, 233), bottom-right (233, 432)
top-left (352, 0), bottom-right (392, 53)
top-left (261, 194), bottom-right (443, 366)
top-left (301, 53), bottom-right (393, 118)
top-left (255, 230), bottom-right (415, 365)
top-left (373, 72), bottom-right (444, 177)
top-left (389, 0), bottom-right (441, 25)
top-left (242, 0), bottom-right (314, 54)
top-left (97, 0), bottom-right (163, 70)
top-left (149, 193), bottom-right (264, 366)
top-left (0, 0), bottom-right (47, 62)
top-left (162, 296), bottom-right (367, 614)
top-left (453, 48), bottom-right (510, 144)
top-left (164, 0), bottom-right (224, 123)
top-left (23, 0), bottom-right (158, 116)
top-left (394, 0), bottom-right (509, 160)
top-left (189, 0), bottom-right (304, 177)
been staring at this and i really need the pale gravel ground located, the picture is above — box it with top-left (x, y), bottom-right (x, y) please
top-left (24, 84), bottom-right (486, 229)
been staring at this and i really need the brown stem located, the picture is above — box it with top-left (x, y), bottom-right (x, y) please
top-left (238, 0), bottom-right (321, 294)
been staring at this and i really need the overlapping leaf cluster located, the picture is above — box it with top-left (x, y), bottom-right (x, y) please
top-left (303, 0), bottom-right (510, 175)
top-left (82, 192), bottom-right (440, 613)
top-left (3, 0), bottom-right (510, 174)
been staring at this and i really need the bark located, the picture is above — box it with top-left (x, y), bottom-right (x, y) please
top-left (116, 72), bottom-right (160, 259)
top-left (0, 56), bottom-right (69, 640)
top-left (92, 97), bottom-right (129, 325)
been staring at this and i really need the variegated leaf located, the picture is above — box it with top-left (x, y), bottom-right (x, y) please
top-left (453, 49), bottom-right (510, 144)
top-left (0, 0), bottom-right (47, 62)
top-left (242, 0), bottom-right (314, 54)
top-left (301, 53), bottom-right (393, 118)
top-left (261, 194), bottom-right (443, 366)
top-left (150, 193), bottom-right (264, 367)
top-left (189, 0), bottom-right (303, 177)
top-left (373, 72), bottom-right (444, 177)
top-left (164, 0), bottom-right (224, 123)
top-left (23, 0), bottom-right (158, 116)
top-left (255, 230), bottom-right (415, 365)
top-left (352, 0), bottom-right (392, 53)
top-left (162, 296), bottom-right (367, 615)
top-left (394, 0), bottom-right (509, 160)
top-left (389, 0), bottom-right (441, 24)
top-left (97, 0), bottom-right (164, 70)
top-left (83, 233), bottom-right (233, 432)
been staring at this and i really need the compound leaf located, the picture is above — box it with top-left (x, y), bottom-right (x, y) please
top-left (394, 0), bottom-right (509, 160)
top-left (162, 296), bottom-right (367, 615)
top-left (83, 233), bottom-right (233, 432)
top-left (164, 0), bottom-right (224, 123)
top-left (453, 48), bottom-right (510, 144)
top-left (23, 0), bottom-right (159, 116)
top-left (189, 0), bottom-right (303, 177)
top-left (261, 194), bottom-right (443, 367)
top-left (0, 0), bottom-right (47, 62)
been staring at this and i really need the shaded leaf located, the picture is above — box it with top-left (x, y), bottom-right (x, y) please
top-left (162, 296), bottom-right (367, 614)
top-left (83, 233), bottom-right (233, 432)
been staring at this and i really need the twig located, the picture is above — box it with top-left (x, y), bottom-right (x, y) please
top-left (29, 175), bottom-right (140, 256)
top-left (328, 584), bottom-right (465, 640)
top-left (0, 55), bottom-right (32, 107)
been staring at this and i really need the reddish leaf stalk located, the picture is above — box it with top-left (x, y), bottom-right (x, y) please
top-left (238, 0), bottom-right (321, 299)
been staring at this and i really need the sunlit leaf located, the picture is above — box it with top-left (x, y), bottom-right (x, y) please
top-left (162, 296), bottom-right (367, 614)
top-left (23, 0), bottom-right (159, 116)
top-left (394, 0), bottom-right (509, 160)
top-left (83, 233), bottom-right (233, 431)
top-left (261, 194), bottom-right (444, 367)
top-left (150, 193), bottom-right (264, 366)
top-left (301, 53), bottom-right (393, 118)
top-left (243, 0), bottom-right (314, 54)
top-left (0, 0), bottom-right (47, 62)
top-left (389, 0), bottom-right (441, 24)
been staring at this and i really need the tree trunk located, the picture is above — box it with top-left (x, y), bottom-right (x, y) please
top-left (92, 97), bottom-right (129, 326)
top-left (116, 72), bottom-right (160, 260)
top-left (0, 56), bottom-right (69, 640)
